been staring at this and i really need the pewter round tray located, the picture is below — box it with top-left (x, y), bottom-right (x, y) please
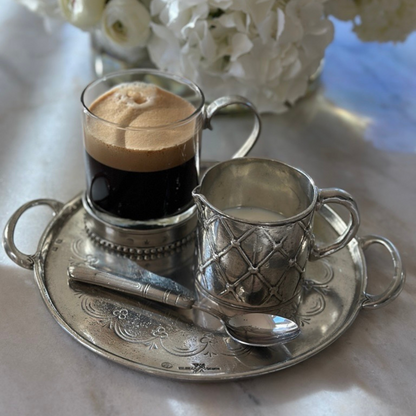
top-left (3, 194), bottom-right (405, 381)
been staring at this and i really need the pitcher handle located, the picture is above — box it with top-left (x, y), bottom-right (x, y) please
top-left (310, 188), bottom-right (360, 260)
top-left (204, 95), bottom-right (262, 158)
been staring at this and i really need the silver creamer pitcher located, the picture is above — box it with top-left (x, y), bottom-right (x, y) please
top-left (192, 158), bottom-right (360, 312)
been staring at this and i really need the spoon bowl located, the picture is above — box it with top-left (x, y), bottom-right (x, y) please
top-left (224, 313), bottom-right (300, 347)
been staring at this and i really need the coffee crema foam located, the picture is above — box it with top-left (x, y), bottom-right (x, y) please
top-left (84, 82), bottom-right (198, 172)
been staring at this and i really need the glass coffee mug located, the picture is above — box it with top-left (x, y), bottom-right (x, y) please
top-left (81, 69), bottom-right (261, 229)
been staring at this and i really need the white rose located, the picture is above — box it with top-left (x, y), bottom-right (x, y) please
top-left (102, 0), bottom-right (151, 48)
top-left (59, 0), bottom-right (106, 30)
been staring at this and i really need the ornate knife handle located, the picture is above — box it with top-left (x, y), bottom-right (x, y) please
top-left (68, 265), bottom-right (195, 310)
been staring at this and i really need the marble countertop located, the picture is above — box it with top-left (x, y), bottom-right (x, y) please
top-left (1, 2), bottom-right (415, 415)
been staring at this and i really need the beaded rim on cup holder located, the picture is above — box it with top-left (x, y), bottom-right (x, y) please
top-left (84, 220), bottom-right (196, 261)
top-left (82, 193), bottom-right (197, 262)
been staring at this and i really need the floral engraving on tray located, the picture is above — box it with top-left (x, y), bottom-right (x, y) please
top-left (70, 237), bottom-right (334, 359)
top-left (73, 288), bottom-right (251, 360)
top-left (71, 238), bottom-right (99, 267)
top-left (295, 258), bottom-right (335, 327)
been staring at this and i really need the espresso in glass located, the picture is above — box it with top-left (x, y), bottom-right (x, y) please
top-left (81, 69), bottom-right (261, 229)
top-left (82, 76), bottom-right (202, 225)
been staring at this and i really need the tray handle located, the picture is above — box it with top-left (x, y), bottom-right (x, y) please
top-left (3, 199), bottom-right (64, 270)
top-left (359, 235), bottom-right (405, 310)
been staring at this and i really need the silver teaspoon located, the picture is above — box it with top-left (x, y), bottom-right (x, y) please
top-left (67, 264), bottom-right (300, 347)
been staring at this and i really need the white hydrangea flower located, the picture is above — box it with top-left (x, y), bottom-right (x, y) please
top-left (325, 0), bottom-right (416, 43)
top-left (102, 0), bottom-right (151, 48)
top-left (149, 0), bottom-right (334, 113)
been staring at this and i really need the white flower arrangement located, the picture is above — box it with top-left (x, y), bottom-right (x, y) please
top-left (15, 0), bottom-right (334, 113)
top-left (148, 0), bottom-right (333, 113)
top-left (325, 0), bottom-right (416, 43)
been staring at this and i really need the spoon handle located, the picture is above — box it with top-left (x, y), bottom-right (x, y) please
top-left (68, 265), bottom-right (195, 309)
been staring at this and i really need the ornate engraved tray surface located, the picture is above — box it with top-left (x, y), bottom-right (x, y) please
top-left (3, 194), bottom-right (405, 381)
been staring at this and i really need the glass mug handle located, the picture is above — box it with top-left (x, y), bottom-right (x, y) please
top-left (204, 95), bottom-right (262, 158)
top-left (310, 188), bottom-right (361, 260)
